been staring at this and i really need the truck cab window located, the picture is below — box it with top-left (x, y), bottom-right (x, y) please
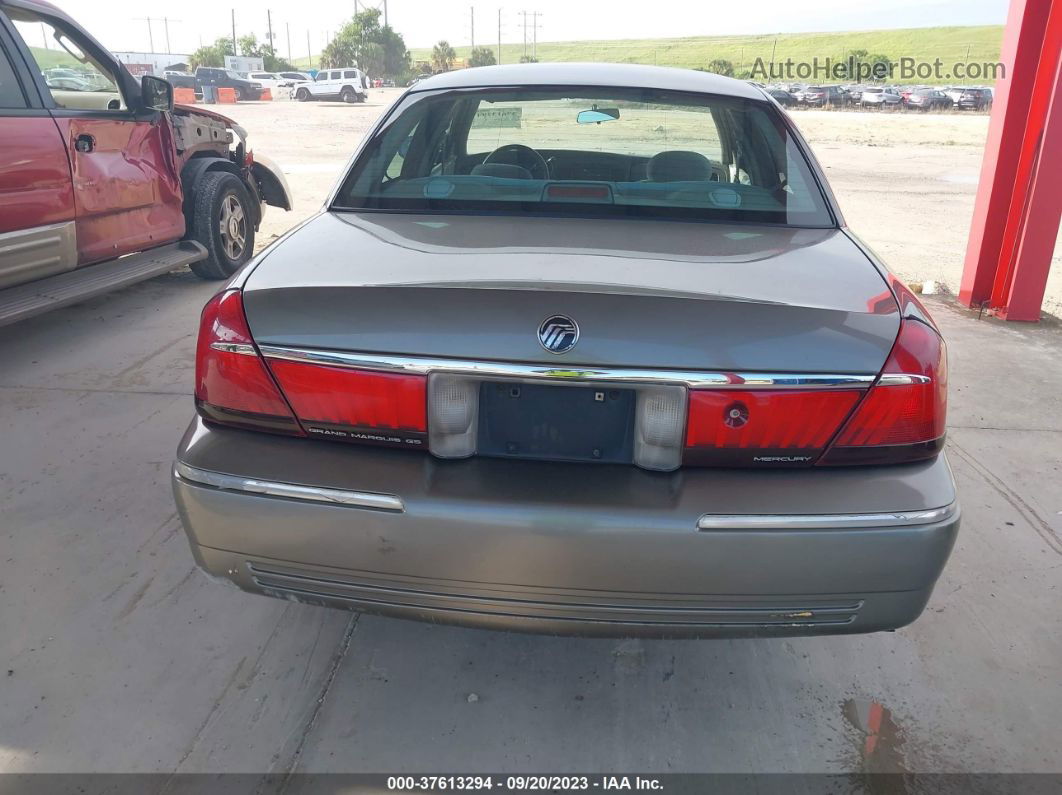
top-left (9, 9), bottom-right (125, 111)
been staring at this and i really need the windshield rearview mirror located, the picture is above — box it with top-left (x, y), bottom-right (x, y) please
top-left (577, 107), bottom-right (620, 124)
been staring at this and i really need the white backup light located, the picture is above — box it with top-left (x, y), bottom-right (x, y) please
top-left (634, 385), bottom-right (687, 471)
top-left (428, 374), bottom-right (479, 458)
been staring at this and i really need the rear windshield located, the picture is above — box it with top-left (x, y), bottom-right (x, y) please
top-left (334, 87), bottom-right (834, 226)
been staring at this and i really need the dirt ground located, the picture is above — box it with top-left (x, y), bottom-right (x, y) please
top-left (223, 90), bottom-right (1061, 316)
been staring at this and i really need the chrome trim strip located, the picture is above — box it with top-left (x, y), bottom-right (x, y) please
top-left (174, 461), bottom-right (405, 512)
top-left (697, 502), bottom-right (957, 531)
top-left (209, 342), bottom-right (258, 356)
top-left (878, 374), bottom-right (932, 386)
top-left (257, 345), bottom-right (876, 390)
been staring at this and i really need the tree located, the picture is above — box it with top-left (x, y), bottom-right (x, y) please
top-left (190, 37), bottom-right (234, 69)
top-left (519, 55), bottom-right (538, 63)
top-left (432, 40), bottom-right (456, 73)
top-left (705, 58), bottom-right (734, 77)
top-left (235, 32), bottom-right (295, 72)
top-left (469, 46), bottom-right (496, 67)
top-left (322, 8), bottom-right (411, 78)
top-left (866, 53), bottom-right (892, 81)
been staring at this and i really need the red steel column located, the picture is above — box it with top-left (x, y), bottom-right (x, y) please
top-left (959, 0), bottom-right (1056, 310)
top-left (993, 5), bottom-right (1062, 320)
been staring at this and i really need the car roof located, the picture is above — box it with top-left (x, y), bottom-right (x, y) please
top-left (408, 63), bottom-right (766, 101)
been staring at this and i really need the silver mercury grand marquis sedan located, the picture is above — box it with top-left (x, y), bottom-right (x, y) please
top-left (173, 63), bottom-right (958, 638)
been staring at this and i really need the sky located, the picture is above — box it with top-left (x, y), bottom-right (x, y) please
top-left (58, 0), bottom-right (1009, 58)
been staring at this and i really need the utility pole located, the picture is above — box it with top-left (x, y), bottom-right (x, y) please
top-left (307, 30), bottom-right (312, 68)
top-left (231, 9), bottom-right (237, 58)
top-left (470, 6), bottom-right (474, 50)
top-left (532, 10), bottom-right (540, 60)
top-left (384, 0), bottom-right (389, 27)
top-left (135, 17), bottom-right (155, 52)
top-left (267, 9), bottom-right (274, 58)
top-left (163, 17), bottom-right (172, 54)
top-left (287, 22), bottom-right (292, 63)
top-left (519, 11), bottom-right (527, 60)
top-left (497, 8), bottom-right (501, 64)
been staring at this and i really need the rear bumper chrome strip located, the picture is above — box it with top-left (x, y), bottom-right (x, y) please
top-left (257, 345), bottom-right (877, 390)
top-left (174, 461), bottom-right (405, 512)
top-left (697, 503), bottom-right (957, 531)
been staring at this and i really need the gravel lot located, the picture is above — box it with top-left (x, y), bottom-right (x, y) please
top-left (1, 90), bottom-right (1060, 780)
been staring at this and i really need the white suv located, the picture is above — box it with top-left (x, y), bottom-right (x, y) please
top-left (292, 68), bottom-right (368, 103)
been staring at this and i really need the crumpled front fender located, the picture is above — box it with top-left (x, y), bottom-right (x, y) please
top-left (250, 153), bottom-right (293, 211)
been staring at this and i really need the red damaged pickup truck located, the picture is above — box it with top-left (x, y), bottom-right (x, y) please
top-left (0, 0), bottom-right (291, 326)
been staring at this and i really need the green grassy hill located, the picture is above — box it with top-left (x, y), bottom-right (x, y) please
top-left (409, 25), bottom-right (1003, 84)
top-left (27, 46), bottom-right (81, 71)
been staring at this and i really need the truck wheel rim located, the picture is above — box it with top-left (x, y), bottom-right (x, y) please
top-left (219, 194), bottom-right (246, 260)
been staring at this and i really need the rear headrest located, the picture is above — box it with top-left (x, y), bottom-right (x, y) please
top-left (647, 150), bottom-right (713, 182)
top-left (471, 163), bottom-right (533, 180)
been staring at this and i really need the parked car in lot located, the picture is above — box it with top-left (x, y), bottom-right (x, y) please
top-left (906, 88), bottom-right (953, 111)
top-left (801, 85), bottom-right (843, 106)
top-left (0, 0), bottom-right (292, 326)
top-left (955, 87), bottom-right (993, 110)
top-left (861, 86), bottom-right (902, 107)
top-left (163, 71), bottom-right (195, 90)
top-left (247, 71), bottom-right (295, 91)
top-left (766, 88), bottom-right (795, 106)
top-left (174, 63), bottom-right (958, 639)
top-left (194, 66), bottom-right (263, 101)
top-left (291, 67), bottom-right (368, 102)
top-left (844, 85), bottom-right (867, 104)
top-left (277, 70), bottom-right (313, 83)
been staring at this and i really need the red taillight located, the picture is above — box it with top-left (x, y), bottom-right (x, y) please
top-left (267, 359), bottom-right (427, 445)
top-left (819, 318), bottom-right (947, 465)
top-left (194, 290), bottom-right (303, 434)
top-left (684, 390), bottom-right (861, 466)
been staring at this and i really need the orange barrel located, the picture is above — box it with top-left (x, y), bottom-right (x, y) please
top-left (217, 87), bottom-right (237, 103)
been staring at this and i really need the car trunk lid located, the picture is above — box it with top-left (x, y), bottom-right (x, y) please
top-left (242, 212), bottom-right (900, 374)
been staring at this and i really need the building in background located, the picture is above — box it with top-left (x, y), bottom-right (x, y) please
top-left (224, 55), bottom-right (265, 75)
top-left (113, 51), bottom-right (191, 75)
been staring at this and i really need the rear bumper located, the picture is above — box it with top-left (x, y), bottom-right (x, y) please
top-left (173, 418), bottom-right (960, 638)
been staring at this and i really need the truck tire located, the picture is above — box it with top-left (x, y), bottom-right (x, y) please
top-left (296, 88), bottom-right (310, 101)
top-left (341, 87), bottom-right (356, 103)
top-left (188, 171), bottom-right (255, 280)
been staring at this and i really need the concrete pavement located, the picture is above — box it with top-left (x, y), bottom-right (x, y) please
top-left (0, 276), bottom-right (1060, 775)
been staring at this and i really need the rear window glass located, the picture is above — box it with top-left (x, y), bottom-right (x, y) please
top-left (335, 87), bottom-right (833, 227)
